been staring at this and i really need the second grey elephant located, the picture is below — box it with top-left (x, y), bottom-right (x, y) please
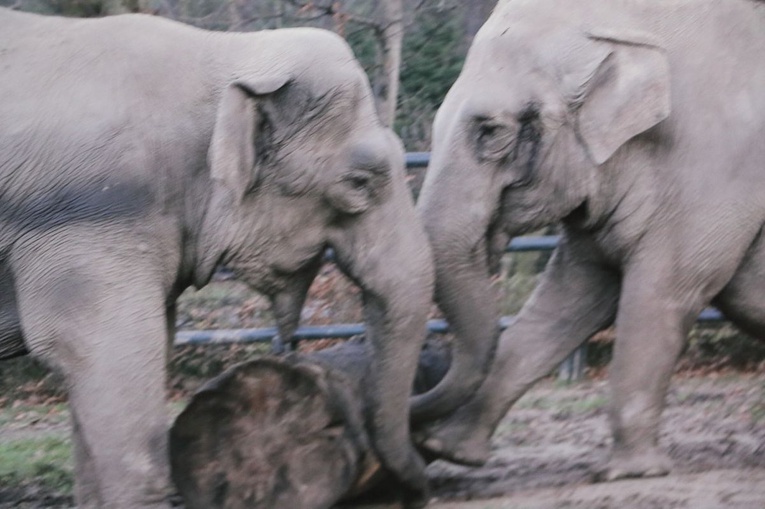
top-left (0, 9), bottom-right (439, 508)
top-left (416, 0), bottom-right (765, 482)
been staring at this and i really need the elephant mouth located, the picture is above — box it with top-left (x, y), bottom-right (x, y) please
top-left (562, 198), bottom-right (590, 228)
top-left (272, 244), bottom-right (328, 275)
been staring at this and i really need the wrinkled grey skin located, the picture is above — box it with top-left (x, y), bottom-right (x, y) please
top-left (417, 0), bottom-right (765, 482)
top-left (0, 9), bottom-right (435, 507)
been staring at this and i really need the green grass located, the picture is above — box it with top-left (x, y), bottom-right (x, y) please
top-left (0, 435), bottom-right (73, 493)
top-left (176, 281), bottom-right (259, 308)
top-left (515, 392), bottom-right (608, 414)
top-left (494, 420), bottom-right (530, 437)
top-left (497, 252), bottom-right (546, 316)
top-left (752, 403), bottom-right (765, 424)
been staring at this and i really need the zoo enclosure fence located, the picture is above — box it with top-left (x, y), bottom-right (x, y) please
top-left (174, 152), bottom-right (725, 380)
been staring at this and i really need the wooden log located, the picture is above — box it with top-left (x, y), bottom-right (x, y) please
top-left (169, 339), bottom-right (451, 509)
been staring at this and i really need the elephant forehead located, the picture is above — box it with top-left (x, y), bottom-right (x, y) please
top-left (474, 0), bottom-right (623, 74)
top-left (450, 65), bottom-right (556, 121)
top-left (470, 23), bottom-right (589, 74)
top-left (489, 0), bottom-right (593, 30)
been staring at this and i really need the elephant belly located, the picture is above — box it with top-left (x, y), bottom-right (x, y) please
top-left (714, 230), bottom-right (765, 340)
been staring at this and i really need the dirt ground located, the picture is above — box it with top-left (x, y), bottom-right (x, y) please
top-left (2, 373), bottom-right (763, 508)
top-left (422, 373), bottom-right (765, 509)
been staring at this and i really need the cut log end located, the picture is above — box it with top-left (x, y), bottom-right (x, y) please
top-left (170, 339), bottom-right (452, 509)
top-left (170, 355), bottom-right (378, 509)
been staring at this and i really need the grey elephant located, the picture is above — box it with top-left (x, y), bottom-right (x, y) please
top-left (0, 9), bottom-right (441, 507)
top-left (415, 0), bottom-right (765, 482)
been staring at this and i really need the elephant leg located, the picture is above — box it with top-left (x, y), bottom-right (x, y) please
top-left (70, 405), bottom-right (100, 505)
top-left (0, 263), bottom-right (25, 359)
top-left (417, 235), bottom-right (620, 466)
top-left (598, 265), bottom-right (706, 482)
top-left (13, 245), bottom-right (172, 508)
top-left (0, 304), bottom-right (24, 359)
top-left (713, 230), bottom-right (765, 338)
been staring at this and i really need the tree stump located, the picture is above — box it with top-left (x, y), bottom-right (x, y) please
top-left (169, 339), bottom-right (450, 509)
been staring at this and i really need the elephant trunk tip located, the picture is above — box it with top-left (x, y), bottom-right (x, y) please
top-left (409, 367), bottom-right (487, 423)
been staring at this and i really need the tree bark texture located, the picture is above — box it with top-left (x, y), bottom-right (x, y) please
top-left (169, 339), bottom-right (451, 509)
top-left (375, 0), bottom-right (403, 127)
top-left (462, 0), bottom-right (495, 45)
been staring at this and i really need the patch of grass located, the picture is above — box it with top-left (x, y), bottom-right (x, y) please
top-left (497, 252), bottom-right (545, 316)
top-left (515, 392), bottom-right (608, 414)
top-left (564, 394), bottom-right (608, 414)
top-left (751, 403), bottom-right (765, 424)
top-left (0, 436), bottom-right (73, 493)
top-left (177, 281), bottom-right (257, 308)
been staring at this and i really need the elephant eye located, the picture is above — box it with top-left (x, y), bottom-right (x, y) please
top-left (474, 121), bottom-right (517, 163)
top-left (345, 172), bottom-right (371, 190)
top-left (326, 169), bottom-right (380, 216)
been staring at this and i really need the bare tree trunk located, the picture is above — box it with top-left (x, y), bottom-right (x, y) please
top-left (226, 0), bottom-right (241, 28)
top-left (100, 0), bottom-right (130, 14)
top-left (376, 0), bottom-right (403, 127)
top-left (462, 0), bottom-right (496, 47)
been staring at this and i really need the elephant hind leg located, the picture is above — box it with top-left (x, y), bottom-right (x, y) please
top-left (713, 230), bottom-right (765, 340)
top-left (0, 319), bottom-right (26, 359)
top-left (600, 263), bottom-right (713, 482)
top-left (0, 264), bottom-right (26, 360)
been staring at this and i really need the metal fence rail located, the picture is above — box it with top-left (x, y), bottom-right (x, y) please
top-left (174, 238), bottom-right (557, 346)
top-left (175, 152), bottom-right (725, 347)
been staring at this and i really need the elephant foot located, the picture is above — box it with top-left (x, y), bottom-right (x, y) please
top-left (594, 447), bottom-right (672, 482)
top-left (414, 420), bottom-right (491, 467)
top-left (400, 485), bottom-right (430, 509)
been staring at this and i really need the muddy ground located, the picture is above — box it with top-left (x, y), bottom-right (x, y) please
top-left (2, 372), bottom-right (763, 508)
top-left (422, 373), bottom-right (765, 509)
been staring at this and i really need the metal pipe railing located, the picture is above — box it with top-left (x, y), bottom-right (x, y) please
top-left (175, 153), bottom-right (724, 346)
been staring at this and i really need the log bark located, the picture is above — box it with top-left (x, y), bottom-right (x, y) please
top-left (170, 339), bottom-right (450, 509)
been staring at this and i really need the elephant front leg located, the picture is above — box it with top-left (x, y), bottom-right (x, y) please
top-left (13, 253), bottom-right (173, 508)
top-left (416, 235), bottom-right (621, 466)
top-left (66, 351), bottom-right (171, 508)
top-left (599, 267), bottom-right (704, 481)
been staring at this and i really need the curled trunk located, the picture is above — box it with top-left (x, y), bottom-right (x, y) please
top-left (409, 249), bottom-right (500, 421)
top-left (412, 150), bottom-right (504, 422)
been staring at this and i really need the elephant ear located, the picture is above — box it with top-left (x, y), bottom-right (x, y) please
top-left (573, 29), bottom-right (671, 165)
top-left (208, 75), bottom-right (292, 203)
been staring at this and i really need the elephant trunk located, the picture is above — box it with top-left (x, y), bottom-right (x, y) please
top-left (411, 156), bottom-right (503, 421)
top-left (270, 256), bottom-right (324, 353)
top-left (409, 226), bottom-right (501, 422)
top-left (329, 179), bottom-right (434, 494)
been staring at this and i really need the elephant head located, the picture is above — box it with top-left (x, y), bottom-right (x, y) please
top-left (413, 0), bottom-right (670, 419)
top-left (195, 29), bottom-right (434, 496)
